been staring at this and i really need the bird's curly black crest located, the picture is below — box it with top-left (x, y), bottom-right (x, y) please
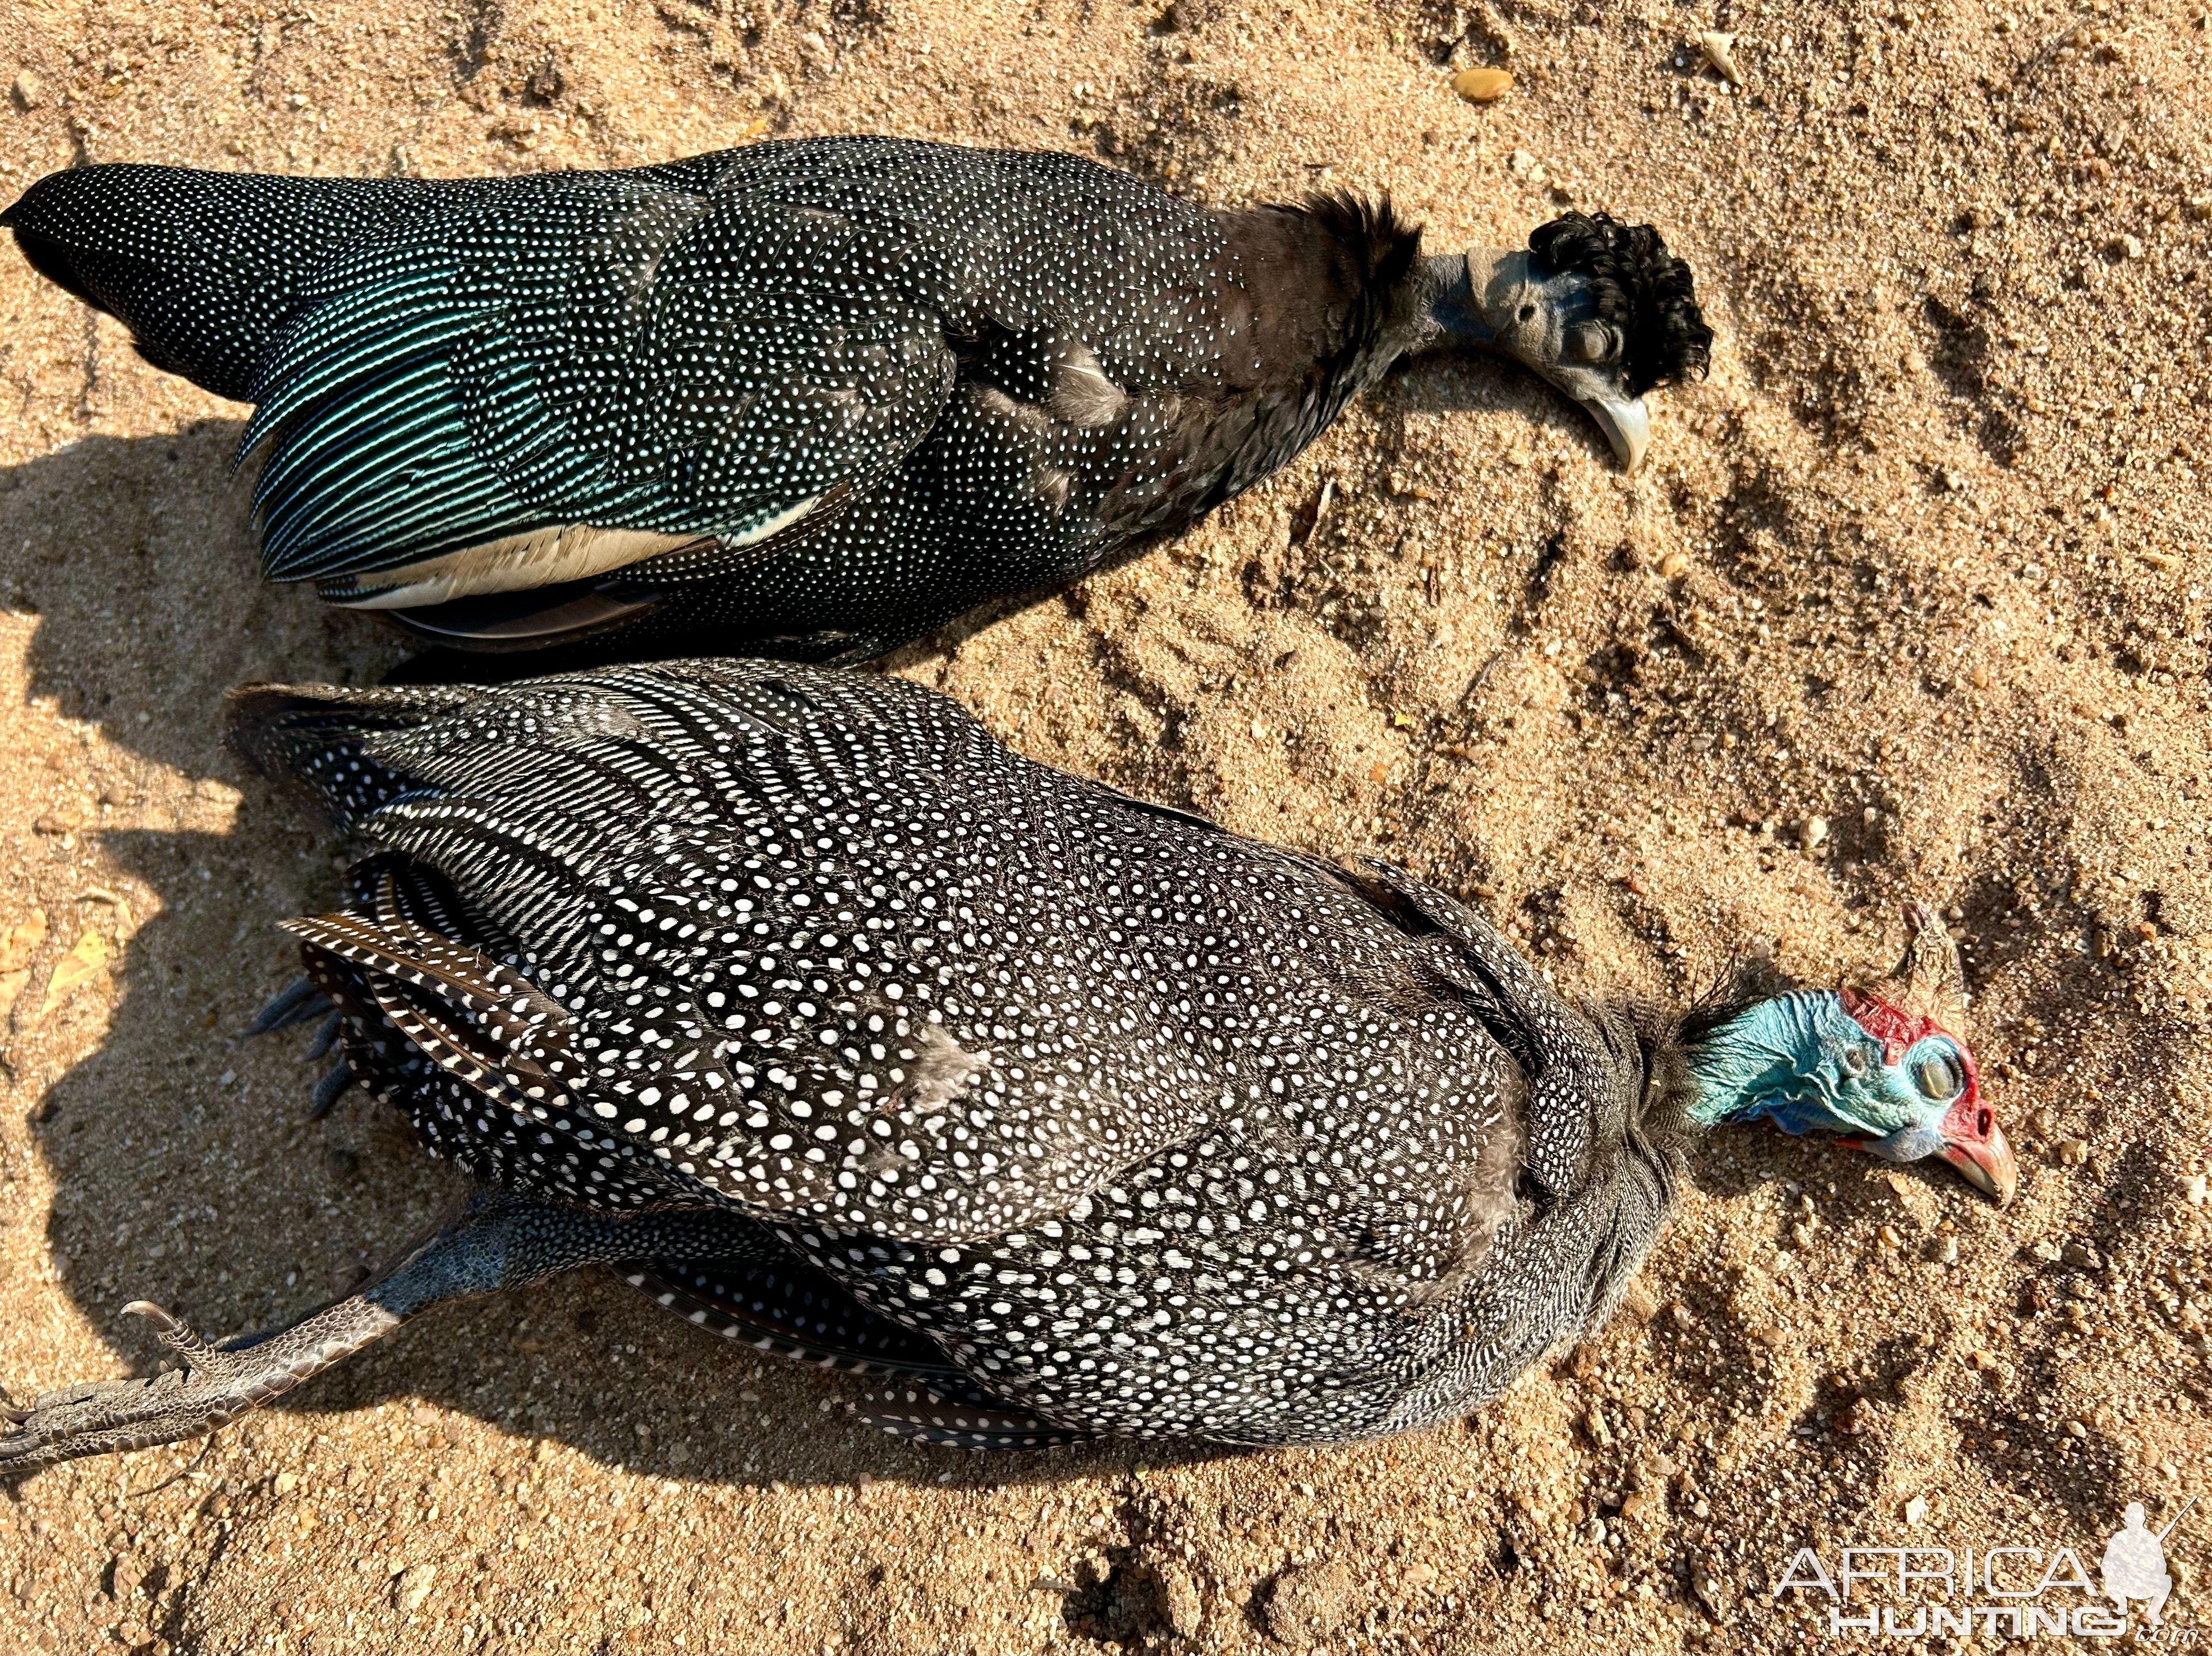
top-left (1529, 212), bottom-right (1713, 398)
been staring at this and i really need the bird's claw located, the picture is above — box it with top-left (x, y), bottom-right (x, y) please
top-left (121, 1299), bottom-right (229, 1361)
top-left (1, 1302), bottom-right (256, 1475)
top-left (122, 1298), bottom-right (186, 1337)
top-left (0, 1367), bottom-right (236, 1476)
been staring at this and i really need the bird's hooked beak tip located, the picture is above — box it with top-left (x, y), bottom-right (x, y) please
top-left (1581, 393), bottom-right (1650, 473)
top-left (1940, 1119), bottom-right (2019, 1207)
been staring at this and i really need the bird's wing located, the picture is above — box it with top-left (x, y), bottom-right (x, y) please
top-left (268, 660), bottom-right (1228, 1245)
top-left (239, 172), bottom-right (957, 600)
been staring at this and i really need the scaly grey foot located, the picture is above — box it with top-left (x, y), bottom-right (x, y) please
top-left (0, 1297), bottom-right (397, 1474)
top-left (3, 1190), bottom-right (782, 1474)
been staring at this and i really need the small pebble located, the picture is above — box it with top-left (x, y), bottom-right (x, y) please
top-left (2184, 1173), bottom-right (2207, 1205)
top-left (2059, 1137), bottom-right (2091, 1168)
top-left (394, 1561), bottom-right (438, 1613)
top-left (11, 70), bottom-right (42, 109)
top-left (1903, 1494), bottom-right (1929, 1526)
top-left (1449, 67), bottom-right (1513, 103)
top-left (1691, 1564), bottom-right (1729, 1620)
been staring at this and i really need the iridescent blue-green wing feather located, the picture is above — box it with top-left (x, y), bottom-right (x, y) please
top-left (242, 171), bottom-right (957, 595)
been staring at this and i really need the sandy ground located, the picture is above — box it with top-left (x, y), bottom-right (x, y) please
top-left (0, 0), bottom-right (2209, 1650)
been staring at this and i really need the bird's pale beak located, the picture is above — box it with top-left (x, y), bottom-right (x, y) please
top-left (1839, 1095), bottom-right (2017, 1206)
top-left (1463, 246), bottom-right (1651, 472)
top-left (1938, 1113), bottom-right (2018, 1207)
top-left (1576, 393), bottom-right (1650, 475)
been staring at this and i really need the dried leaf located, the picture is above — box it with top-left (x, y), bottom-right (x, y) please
top-left (0, 909), bottom-right (48, 975)
top-left (39, 928), bottom-right (111, 1017)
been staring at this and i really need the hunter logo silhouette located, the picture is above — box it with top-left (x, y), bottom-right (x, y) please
top-left (2103, 1496), bottom-right (2192, 1629)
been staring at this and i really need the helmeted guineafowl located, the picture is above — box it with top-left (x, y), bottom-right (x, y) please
top-left (1, 139), bottom-right (1710, 662)
top-left (0, 659), bottom-right (2004, 1472)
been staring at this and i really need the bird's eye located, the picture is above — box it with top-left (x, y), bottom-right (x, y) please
top-left (1912, 1052), bottom-right (1964, 1100)
top-left (1568, 323), bottom-right (1612, 363)
top-left (1839, 1045), bottom-right (1869, 1077)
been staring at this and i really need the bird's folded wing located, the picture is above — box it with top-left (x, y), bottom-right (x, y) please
top-left (1339, 857), bottom-right (1622, 1198)
top-left (239, 176), bottom-right (957, 598)
top-left (277, 663), bottom-right (1222, 1245)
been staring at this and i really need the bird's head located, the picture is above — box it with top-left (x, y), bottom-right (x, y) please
top-left (1445, 212), bottom-right (1712, 471)
top-left (1682, 902), bottom-right (2016, 1204)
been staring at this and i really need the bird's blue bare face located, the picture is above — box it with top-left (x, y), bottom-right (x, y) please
top-left (1689, 989), bottom-right (2014, 1203)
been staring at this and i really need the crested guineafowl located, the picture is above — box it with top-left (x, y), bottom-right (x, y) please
top-left (1, 660), bottom-right (2008, 1472)
top-left (2, 139), bottom-right (1710, 662)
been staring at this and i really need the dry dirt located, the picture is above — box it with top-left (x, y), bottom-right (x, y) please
top-left (1, 0), bottom-right (2210, 1651)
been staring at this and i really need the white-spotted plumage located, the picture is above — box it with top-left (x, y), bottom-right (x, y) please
top-left (233, 659), bottom-right (1678, 1447)
top-left (7, 140), bottom-right (1430, 661)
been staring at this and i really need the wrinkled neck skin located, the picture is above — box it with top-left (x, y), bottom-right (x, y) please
top-left (1376, 253), bottom-right (1500, 365)
top-left (1686, 992), bottom-right (1860, 1136)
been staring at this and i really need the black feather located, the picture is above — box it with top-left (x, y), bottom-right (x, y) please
top-left (1527, 211), bottom-right (1713, 397)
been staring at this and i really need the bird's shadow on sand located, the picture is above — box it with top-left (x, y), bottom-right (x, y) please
top-left (2, 427), bottom-right (1227, 1497)
top-left (1383, 351), bottom-right (1633, 467)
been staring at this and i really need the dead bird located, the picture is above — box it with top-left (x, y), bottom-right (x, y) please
top-left (2, 138), bottom-right (1709, 662)
top-left (0, 660), bottom-right (2005, 1470)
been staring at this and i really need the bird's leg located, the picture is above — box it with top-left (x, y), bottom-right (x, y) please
top-left (0, 1190), bottom-right (758, 1474)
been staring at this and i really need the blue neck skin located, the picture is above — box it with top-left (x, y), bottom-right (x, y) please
top-left (1685, 991), bottom-right (1864, 1136)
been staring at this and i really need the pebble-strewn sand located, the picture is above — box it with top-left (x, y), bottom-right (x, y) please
top-left (2, 0), bottom-right (2209, 1650)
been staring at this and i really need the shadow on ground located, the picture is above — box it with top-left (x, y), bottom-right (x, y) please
top-left (3, 428), bottom-right (1243, 1498)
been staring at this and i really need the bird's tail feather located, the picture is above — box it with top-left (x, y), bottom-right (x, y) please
top-left (226, 680), bottom-right (479, 831)
top-left (2, 163), bottom-right (437, 403)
